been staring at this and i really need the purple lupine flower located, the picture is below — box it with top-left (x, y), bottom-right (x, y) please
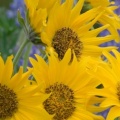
top-left (28, 45), bottom-right (45, 67)
top-left (29, 45), bottom-right (42, 57)
top-left (99, 29), bottom-right (117, 47)
top-left (97, 108), bottom-right (110, 119)
top-left (19, 58), bottom-right (24, 66)
top-left (7, 0), bottom-right (25, 18)
top-left (18, 44), bottom-right (44, 67)
top-left (100, 30), bottom-right (120, 52)
top-left (115, 0), bottom-right (120, 15)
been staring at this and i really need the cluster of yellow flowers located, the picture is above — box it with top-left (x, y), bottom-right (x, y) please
top-left (1, 0), bottom-right (120, 120)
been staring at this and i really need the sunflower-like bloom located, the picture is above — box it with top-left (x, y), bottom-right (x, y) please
top-left (36, 0), bottom-right (60, 14)
top-left (0, 55), bottom-right (44, 119)
top-left (41, 0), bottom-right (117, 61)
top-left (85, 0), bottom-right (111, 7)
top-left (30, 49), bottom-right (104, 120)
top-left (85, 0), bottom-right (120, 42)
top-left (87, 50), bottom-right (120, 120)
top-left (24, 0), bottom-right (60, 44)
top-left (24, 0), bottom-right (47, 44)
top-left (25, 0), bottom-right (59, 14)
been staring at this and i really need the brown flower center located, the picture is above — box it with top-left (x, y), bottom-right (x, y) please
top-left (52, 27), bottom-right (83, 60)
top-left (117, 83), bottom-right (120, 100)
top-left (43, 83), bottom-right (75, 120)
top-left (0, 84), bottom-right (18, 119)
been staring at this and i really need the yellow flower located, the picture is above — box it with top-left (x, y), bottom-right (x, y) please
top-left (24, 0), bottom-right (59, 13)
top-left (85, 0), bottom-right (111, 7)
top-left (24, 0), bottom-right (47, 44)
top-left (41, 0), bottom-right (117, 61)
top-left (85, 0), bottom-right (120, 42)
top-left (30, 50), bottom-right (104, 120)
top-left (0, 55), bottom-right (44, 119)
top-left (24, 0), bottom-right (60, 44)
top-left (88, 50), bottom-right (120, 120)
top-left (36, 0), bottom-right (60, 14)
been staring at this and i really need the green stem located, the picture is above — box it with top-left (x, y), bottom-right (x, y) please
top-left (23, 42), bottom-right (32, 72)
top-left (13, 40), bottom-right (29, 67)
top-left (43, 54), bottom-right (47, 59)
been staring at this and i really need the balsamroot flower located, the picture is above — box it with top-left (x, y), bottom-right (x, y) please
top-left (41, 0), bottom-right (117, 61)
top-left (30, 50), bottom-right (104, 120)
top-left (24, 0), bottom-right (60, 44)
top-left (88, 50), bottom-right (120, 120)
top-left (0, 55), bottom-right (45, 120)
top-left (85, 0), bottom-right (120, 42)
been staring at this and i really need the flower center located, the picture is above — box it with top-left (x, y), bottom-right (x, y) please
top-left (52, 27), bottom-right (83, 60)
top-left (117, 83), bottom-right (120, 100)
top-left (0, 84), bottom-right (18, 119)
top-left (43, 83), bottom-right (75, 120)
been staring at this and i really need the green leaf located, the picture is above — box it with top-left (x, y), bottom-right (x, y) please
top-left (17, 10), bottom-right (28, 34)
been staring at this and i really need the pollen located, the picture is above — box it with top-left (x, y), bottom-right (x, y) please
top-left (117, 83), bottom-right (120, 100)
top-left (0, 84), bottom-right (18, 119)
top-left (43, 82), bottom-right (75, 120)
top-left (52, 27), bottom-right (83, 60)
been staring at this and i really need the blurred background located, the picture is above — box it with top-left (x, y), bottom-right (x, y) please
top-left (0, 0), bottom-right (12, 8)
top-left (0, 0), bottom-right (24, 60)
top-left (0, 0), bottom-right (41, 71)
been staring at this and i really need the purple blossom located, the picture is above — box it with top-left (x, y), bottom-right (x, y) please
top-left (97, 108), bottom-right (110, 119)
top-left (99, 29), bottom-right (114, 47)
top-left (114, 0), bottom-right (120, 15)
top-left (18, 45), bottom-right (44, 67)
top-left (7, 0), bottom-right (25, 18)
top-left (99, 29), bottom-right (118, 47)
top-left (29, 45), bottom-right (42, 57)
